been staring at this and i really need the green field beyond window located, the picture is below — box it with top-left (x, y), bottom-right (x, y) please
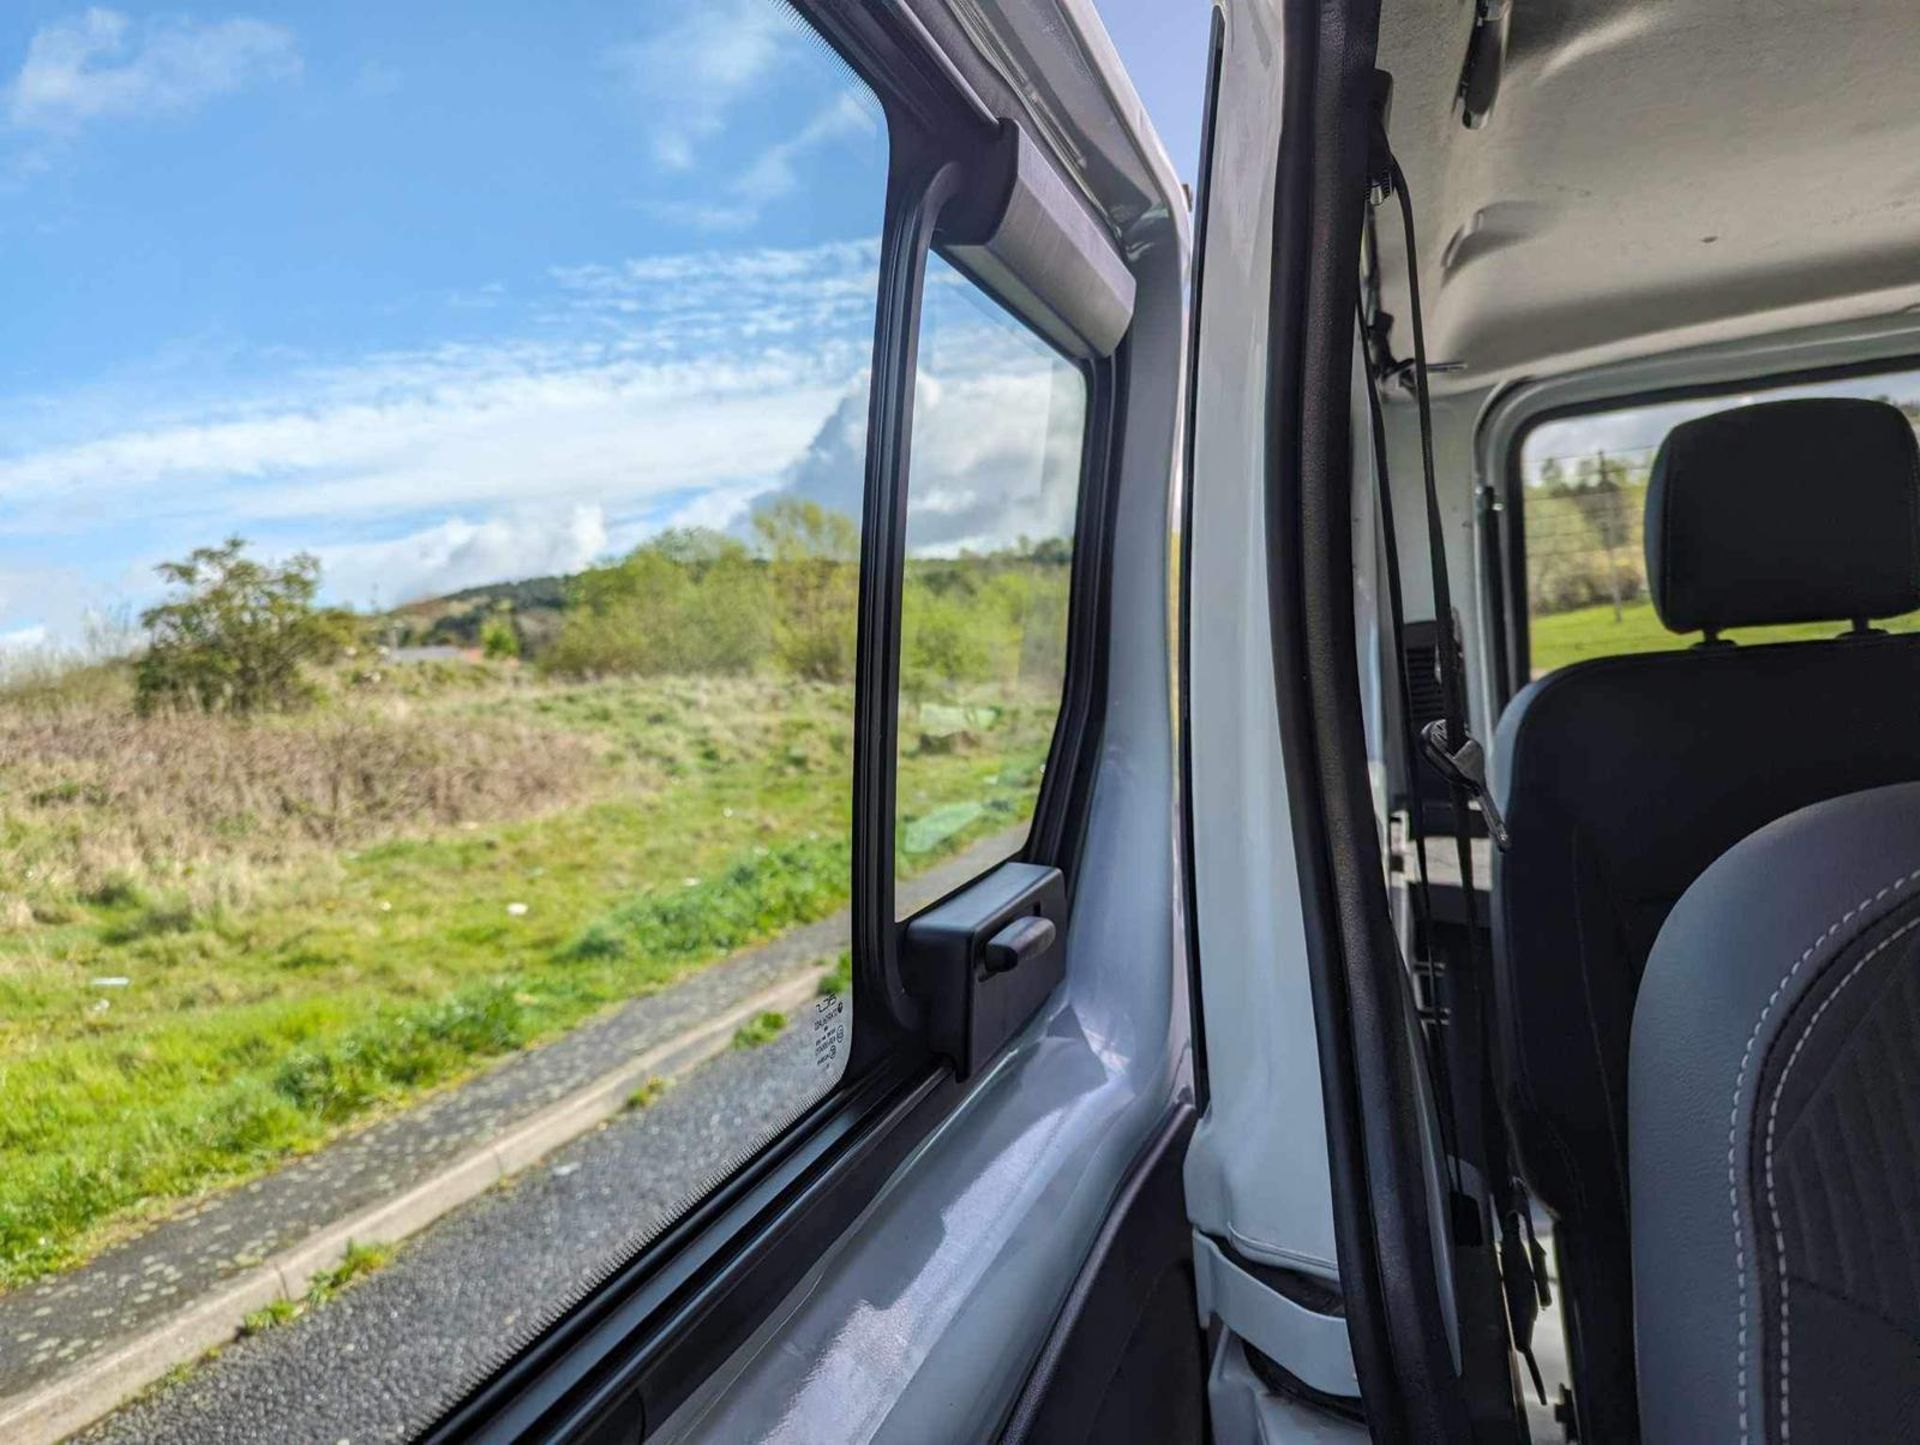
top-left (0, 0), bottom-right (934, 1359)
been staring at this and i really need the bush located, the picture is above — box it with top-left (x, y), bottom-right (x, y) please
top-left (545, 531), bottom-right (771, 678)
top-left (903, 579), bottom-right (997, 697)
top-left (135, 538), bottom-right (355, 716)
top-left (479, 610), bottom-right (520, 660)
top-left (899, 555), bottom-right (1070, 700)
top-left (754, 500), bottom-right (858, 683)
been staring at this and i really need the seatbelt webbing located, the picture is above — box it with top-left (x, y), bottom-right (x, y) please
top-left (1359, 297), bottom-right (1462, 1202)
top-left (1365, 92), bottom-right (1549, 1405)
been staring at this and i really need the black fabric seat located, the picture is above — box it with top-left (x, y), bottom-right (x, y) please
top-left (1633, 782), bottom-right (1920, 1443)
top-left (1491, 397), bottom-right (1920, 1440)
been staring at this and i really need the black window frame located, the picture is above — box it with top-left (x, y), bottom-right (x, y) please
top-left (1491, 350), bottom-right (1920, 707)
top-left (420, 1), bottom-right (1130, 1437)
top-left (849, 101), bottom-right (1125, 1078)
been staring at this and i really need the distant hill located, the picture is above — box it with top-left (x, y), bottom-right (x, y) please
top-left (369, 528), bottom-right (1071, 661)
top-left (377, 574), bottom-right (571, 652)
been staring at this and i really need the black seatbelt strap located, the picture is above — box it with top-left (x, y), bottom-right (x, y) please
top-left (1380, 153), bottom-right (1506, 851)
top-left (1364, 79), bottom-right (1550, 1407)
top-left (1358, 296), bottom-right (1463, 1204)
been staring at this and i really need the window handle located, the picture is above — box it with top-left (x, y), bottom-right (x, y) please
top-left (983, 914), bottom-right (1055, 975)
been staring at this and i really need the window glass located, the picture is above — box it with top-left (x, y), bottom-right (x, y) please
top-left (0, 3), bottom-right (883, 1437)
top-left (1519, 371), bottom-right (1920, 678)
top-left (894, 255), bottom-right (1086, 913)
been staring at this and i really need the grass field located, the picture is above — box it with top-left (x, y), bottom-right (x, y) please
top-left (0, 662), bottom-right (1050, 1290)
top-left (1529, 598), bottom-right (1920, 677)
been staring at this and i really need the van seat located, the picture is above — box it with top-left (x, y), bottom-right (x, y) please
top-left (1491, 397), bottom-right (1920, 1440)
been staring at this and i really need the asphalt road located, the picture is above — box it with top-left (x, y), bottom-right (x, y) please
top-left (77, 1022), bottom-right (823, 1445)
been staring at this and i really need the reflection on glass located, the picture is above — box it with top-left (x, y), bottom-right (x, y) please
top-left (1520, 372), bottom-right (1920, 677)
top-left (894, 255), bottom-right (1087, 913)
top-left (0, 1), bottom-right (883, 1435)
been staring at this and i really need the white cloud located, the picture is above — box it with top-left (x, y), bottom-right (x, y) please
top-left (315, 505), bottom-right (609, 609)
top-left (732, 90), bottom-right (879, 205)
top-left (548, 237), bottom-right (879, 298)
top-left (638, 198), bottom-right (759, 234)
top-left (0, 237), bottom-right (887, 644)
top-left (637, 89), bottom-right (883, 234)
top-left (605, 0), bottom-right (791, 171)
top-left (756, 319), bottom-right (1086, 558)
top-left (659, 481), bottom-right (767, 535)
top-left (6, 8), bottom-right (299, 136)
top-left (0, 349), bottom-right (851, 538)
top-left (0, 238), bottom-right (883, 535)
top-left (902, 360), bottom-right (1085, 556)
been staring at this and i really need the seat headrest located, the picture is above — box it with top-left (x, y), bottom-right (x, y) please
top-left (1645, 397), bottom-right (1920, 634)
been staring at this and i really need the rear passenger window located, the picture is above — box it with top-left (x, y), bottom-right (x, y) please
top-left (893, 255), bottom-right (1087, 913)
top-left (1517, 371), bottom-right (1920, 679)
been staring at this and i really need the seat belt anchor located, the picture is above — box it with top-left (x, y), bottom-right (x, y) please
top-left (1419, 718), bottom-right (1510, 850)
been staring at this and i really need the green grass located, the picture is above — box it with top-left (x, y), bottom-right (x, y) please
top-left (309, 1239), bottom-right (394, 1300)
top-left (1528, 598), bottom-right (1920, 677)
top-left (0, 672), bottom-right (1056, 1291)
top-left (239, 1297), bottom-right (300, 1336)
top-left (817, 951), bottom-right (852, 998)
top-left (626, 1075), bottom-right (670, 1110)
top-left (731, 1010), bottom-right (787, 1050)
top-left (237, 1239), bottom-right (395, 1337)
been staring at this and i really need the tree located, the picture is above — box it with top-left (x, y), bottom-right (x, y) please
top-left (1572, 451), bottom-right (1636, 622)
top-left (479, 603), bottom-right (521, 660)
top-left (547, 546), bottom-right (695, 677)
top-left (135, 537), bottom-right (354, 715)
top-left (753, 499), bottom-right (859, 683)
top-left (543, 530), bottom-right (769, 678)
top-left (659, 530), bottom-right (772, 674)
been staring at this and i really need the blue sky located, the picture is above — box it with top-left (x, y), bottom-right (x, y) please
top-left (0, 2), bottom-right (1206, 660)
top-left (1095, 0), bottom-right (1209, 187)
top-left (0, 1), bottom-right (898, 653)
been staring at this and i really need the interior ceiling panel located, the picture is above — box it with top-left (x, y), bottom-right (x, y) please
top-left (1373, 0), bottom-right (1920, 391)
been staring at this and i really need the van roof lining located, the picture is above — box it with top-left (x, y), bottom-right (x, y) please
top-left (1373, 0), bottom-right (1920, 393)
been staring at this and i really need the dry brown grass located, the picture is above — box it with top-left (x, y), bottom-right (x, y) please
top-left (0, 688), bottom-right (598, 911)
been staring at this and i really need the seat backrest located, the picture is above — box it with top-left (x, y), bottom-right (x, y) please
top-left (1632, 781), bottom-right (1920, 1443)
top-left (1491, 396), bottom-right (1920, 1437)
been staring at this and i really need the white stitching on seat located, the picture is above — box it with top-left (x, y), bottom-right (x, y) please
top-left (1728, 865), bottom-right (1920, 1444)
top-left (1762, 911), bottom-right (1920, 1444)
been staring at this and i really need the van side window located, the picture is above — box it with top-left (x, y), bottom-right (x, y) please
top-left (0, 1), bottom-right (888, 1432)
top-left (893, 254), bottom-right (1088, 912)
top-left (1518, 374), bottom-right (1920, 678)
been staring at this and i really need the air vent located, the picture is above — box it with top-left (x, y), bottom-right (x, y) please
top-left (1402, 625), bottom-right (1446, 731)
top-left (1399, 617), bottom-right (1476, 836)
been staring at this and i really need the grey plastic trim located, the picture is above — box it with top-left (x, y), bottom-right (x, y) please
top-left (1208, 1332), bottom-right (1369, 1445)
top-left (948, 124), bottom-right (1136, 358)
top-left (1182, 0), bottom-right (1340, 1301)
top-left (1191, 1233), bottom-right (1359, 1400)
